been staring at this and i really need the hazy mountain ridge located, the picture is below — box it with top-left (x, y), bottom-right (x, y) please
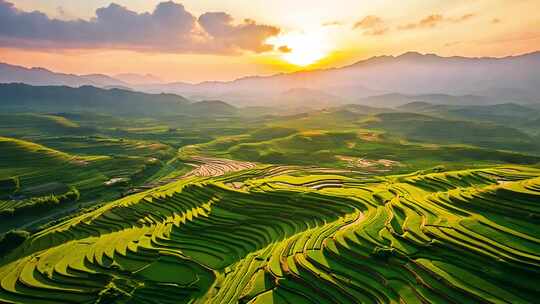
top-left (0, 83), bottom-right (237, 116)
top-left (358, 93), bottom-right (492, 107)
top-left (114, 73), bottom-right (164, 85)
top-left (2, 51), bottom-right (540, 107)
top-left (136, 51), bottom-right (540, 106)
top-left (275, 88), bottom-right (347, 110)
top-left (0, 62), bottom-right (127, 87)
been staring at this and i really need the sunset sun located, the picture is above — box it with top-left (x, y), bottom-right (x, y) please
top-left (268, 31), bottom-right (331, 67)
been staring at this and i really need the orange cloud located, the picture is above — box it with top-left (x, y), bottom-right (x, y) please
top-left (353, 15), bottom-right (383, 29)
top-left (0, 0), bottom-right (281, 54)
top-left (278, 45), bottom-right (292, 53)
top-left (353, 15), bottom-right (388, 36)
top-left (448, 13), bottom-right (475, 23)
top-left (399, 13), bottom-right (475, 30)
top-left (366, 28), bottom-right (389, 36)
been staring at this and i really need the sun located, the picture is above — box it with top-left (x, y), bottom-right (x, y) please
top-left (268, 31), bottom-right (330, 67)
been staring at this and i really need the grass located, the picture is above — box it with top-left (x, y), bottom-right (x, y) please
top-left (0, 164), bottom-right (538, 303)
top-left (1, 105), bottom-right (540, 303)
top-left (0, 136), bottom-right (170, 233)
top-left (360, 112), bottom-right (540, 152)
top-left (190, 128), bottom-right (540, 173)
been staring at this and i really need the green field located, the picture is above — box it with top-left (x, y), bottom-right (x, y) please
top-left (1, 164), bottom-right (539, 303)
top-left (1, 86), bottom-right (540, 303)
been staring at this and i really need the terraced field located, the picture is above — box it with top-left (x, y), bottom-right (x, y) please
top-left (1, 163), bottom-right (539, 304)
top-left (128, 156), bottom-right (256, 194)
top-left (0, 136), bottom-right (175, 233)
top-left (0, 137), bottom-right (155, 199)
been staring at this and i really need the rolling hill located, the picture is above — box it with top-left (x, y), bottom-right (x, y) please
top-left (184, 100), bottom-right (238, 116)
top-left (0, 83), bottom-right (239, 117)
top-left (1, 164), bottom-right (539, 303)
top-left (361, 112), bottom-right (539, 152)
top-left (184, 120), bottom-right (540, 171)
top-left (0, 136), bottom-right (159, 197)
top-left (1, 79), bottom-right (539, 304)
top-left (397, 102), bottom-right (540, 134)
top-left (358, 93), bottom-right (491, 107)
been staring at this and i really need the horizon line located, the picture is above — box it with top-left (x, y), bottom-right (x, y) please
top-left (2, 49), bottom-right (539, 86)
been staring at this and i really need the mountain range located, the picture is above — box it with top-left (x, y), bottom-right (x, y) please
top-left (0, 63), bottom-right (128, 88)
top-left (114, 73), bottom-right (164, 85)
top-left (1, 51), bottom-right (539, 108)
top-left (0, 83), bottom-right (235, 117)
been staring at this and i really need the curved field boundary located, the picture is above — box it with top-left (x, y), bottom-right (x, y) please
top-left (0, 165), bottom-right (539, 303)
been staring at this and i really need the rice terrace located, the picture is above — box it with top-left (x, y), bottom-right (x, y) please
top-left (1, 1), bottom-right (540, 303)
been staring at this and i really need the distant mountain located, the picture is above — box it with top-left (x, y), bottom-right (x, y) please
top-left (398, 101), bottom-right (539, 118)
top-left (137, 51), bottom-right (540, 107)
top-left (80, 74), bottom-right (127, 87)
top-left (0, 83), bottom-right (193, 116)
top-left (277, 88), bottom-right (347, 110)
top-left (335, 104), bottom-right (394, 115)
top-left (397, 101), bottom-right (437, 112)
top-left (0, 62), bottom-right (127, 87)
top-left (447, 103), bottom-right (537, 119)
top-left (114, 73), bottom-right (164, 85)
top-left (359, 93), bottom-right (491, 107)
top-left (3, 51), bottom-right (540, 108)
top-left (103, 85), bottom-right (134, 91)
top-left (397, 101), bottom-right (540, 135)
top-left (342, 51), bottom-right (540, 101)
top-left (186, 100), bottom-right (238, 116)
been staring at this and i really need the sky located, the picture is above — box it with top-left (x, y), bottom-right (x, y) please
top-left (1, 0), bottom-right (539, 82)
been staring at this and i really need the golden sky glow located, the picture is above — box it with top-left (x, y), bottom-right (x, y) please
top-left (1, 0), bottom-right (539, 82)
top-left (268, 30), bottom-right (333, 67)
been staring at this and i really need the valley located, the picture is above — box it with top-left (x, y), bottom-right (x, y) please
top-left (0, 82), bottom-right (539, 303)
top-left (0, 30), bottom-right (540, 303)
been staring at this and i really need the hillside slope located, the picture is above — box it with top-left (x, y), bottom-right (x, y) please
top-left (0, 83), bottom-right (192, 116)
top-left (361, 112), bottom-right (540, 152)
top-left (0, 136), bottom-right (159, 202)
top-left (1, 165), bottom-right (539, 303)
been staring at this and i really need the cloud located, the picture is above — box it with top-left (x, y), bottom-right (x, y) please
top-left (0, 0), bottom-right (280, 54)
top-left (322, 21), bottom-right (343, 27)
top-left (398, 13), bottom-right (475, 30)
top-left (353, 15), bottom-right (388, 36)
top-left (198, 13), bottom-right (279, 53)
top-left (448, 13), bottom-right (475, 23)
top-left (399, 14), bottom-right (443, 30)
top-left (353, 15), bottom-right (383, 29)
top-left (365, 28), bottom-right (389, 36)
top-left (278, 45), bottom-right (292, 53)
